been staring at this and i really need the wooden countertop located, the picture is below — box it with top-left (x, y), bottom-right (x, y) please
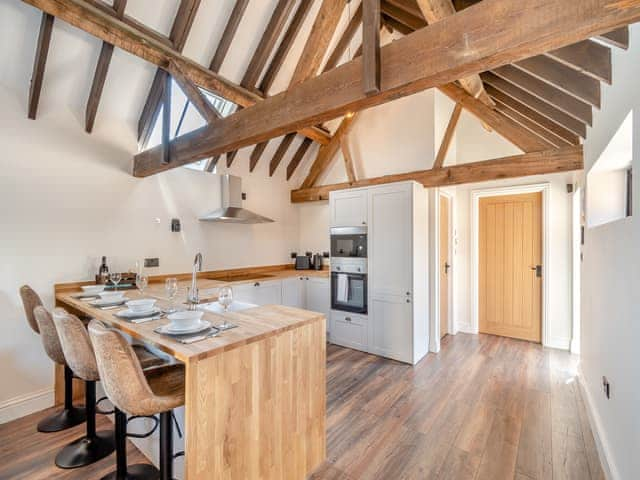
top-left (56, 289), bottom-right (324, 364)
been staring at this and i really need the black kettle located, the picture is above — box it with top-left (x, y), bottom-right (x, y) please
top-left (312, 253), bottom-right (323, 270)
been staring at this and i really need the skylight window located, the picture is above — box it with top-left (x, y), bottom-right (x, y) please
top-left (145, 79), bottom-right (237, 172)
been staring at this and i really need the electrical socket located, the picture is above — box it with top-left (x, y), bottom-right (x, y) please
top-left (144, 258), bottom-right (160, 268)
top-left (602, 376), bottom-right (611, 399)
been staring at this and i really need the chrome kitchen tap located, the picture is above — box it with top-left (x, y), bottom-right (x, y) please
top-left (187, 253), bottom-right (203, 310)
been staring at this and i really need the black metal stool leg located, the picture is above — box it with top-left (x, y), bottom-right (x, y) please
top-left (37, 365), bottom-right (86, 433)
top-left (159, 412), bottom-right (173, 480)
top-left (101, 409), bottom-right (159, 480)
top-left (55, 381), bottom-right (115, 469)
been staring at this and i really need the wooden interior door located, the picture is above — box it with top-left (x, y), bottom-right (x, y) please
top-left (439, 195), bottom-right (450, 338)
top-left (479, 192), bottom-right (542, 342)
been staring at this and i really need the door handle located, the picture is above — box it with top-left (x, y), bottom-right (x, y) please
top-left (530, 265), bottom-right (542, 277)
top-left (444, 262), bottom-right (451, 274)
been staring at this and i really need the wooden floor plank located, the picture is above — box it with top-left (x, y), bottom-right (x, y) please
top-left (0, 334), bottom-right (605, 480)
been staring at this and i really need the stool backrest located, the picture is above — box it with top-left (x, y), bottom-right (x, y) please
top-left (52, 308), bottom-right (100, 382)
top-left (33, 306), bottom-right (66, 365)
top-left (88, 319), bottom-right (155, 415)
top-left (19, 285), bottom-right (43, 334)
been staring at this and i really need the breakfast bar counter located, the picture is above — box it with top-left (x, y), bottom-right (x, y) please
top-left (55, 287), bottom-right (326, 479)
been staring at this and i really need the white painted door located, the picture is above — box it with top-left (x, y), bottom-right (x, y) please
top-left (330, 190), bottom-right (367, 227)
top-left (281, 277), bottom-right (305, 308)
top-left (368, 184), bottom-right (412, 297)
top-left (305, 277), bottom-right (330, 318)
top-left (368, 295), bottom-right (412, 363)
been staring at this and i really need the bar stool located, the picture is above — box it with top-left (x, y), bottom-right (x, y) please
top-left (89, 320), bottom-right (185, 480)
top-left (20, 285), bottom-right (86, 432)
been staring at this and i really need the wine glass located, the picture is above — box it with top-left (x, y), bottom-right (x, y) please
top-left (110, 272), bottom-right (122, 291)
top-left (217, 285), bottom-right (233, 330)
top-left (165, 278), bottom-right (178, 313)
top-left (136, 273), bottom-right (149, 295)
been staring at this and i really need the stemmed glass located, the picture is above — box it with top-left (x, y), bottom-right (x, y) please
top-left (165, 278), bottom-right (178, 313)
top-left (217, 285), bottom-right (233, 330)
top-left (110, 272), bottom-right (122, 291)
top-left (136, 273), bottom-right (149, 295)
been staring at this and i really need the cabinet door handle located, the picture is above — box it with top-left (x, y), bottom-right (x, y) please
top-left (362, 221), bottom-right (366, 225)
top-left (345, 317), bottom-right (352, 322)
top-left (406, 291), bottom-right (411, 296)
top-left (406, 299), bottom-right (411, 303)
top-left (254, 282), bottom-right (260, 287)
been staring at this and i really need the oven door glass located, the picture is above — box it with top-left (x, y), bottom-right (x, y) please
top-left (331, 272), bottom-right (367, 314)
top-left (330, 234), bottom-right (367, 258)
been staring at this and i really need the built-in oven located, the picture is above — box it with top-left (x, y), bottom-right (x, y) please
top-left (330, 226), bottom-right (367, 259)
top-left (331, 260), bottom-right (367, 314)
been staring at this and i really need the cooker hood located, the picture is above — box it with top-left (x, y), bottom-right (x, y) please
top-left (199, 174), bottom-right (274, 224)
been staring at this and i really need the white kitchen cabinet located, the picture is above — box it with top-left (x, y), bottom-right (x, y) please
top-left (281, 276), bottom-right (305, 308)
top-left (330, 311), bottom-right (367, 350)
top-left (330, 189), bottom-right (367, 227)
top-left (233, 280), bottom-right (282, 306)
top-left (305, 276), bottom-right (330, 319)
top-left (368, 295), bottom-right (412, 362)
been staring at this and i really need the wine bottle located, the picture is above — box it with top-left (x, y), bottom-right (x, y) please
top-left (98, 256), bottom-right (109, 284)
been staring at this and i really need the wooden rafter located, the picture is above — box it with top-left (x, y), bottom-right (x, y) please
top-left (491, 64), bottom-right (592, 125)
top-left (209, 0), bottom-right (249, 73)
top-left (415, 0), bottom-right (493, 107)
top-left (598, 27), bottom-right (629, 49)
top-left (291, 145), bottom-right (584, 202)
top-left (494, 101), bottom-right (566, 149)
top-left (362, 0), bottom-right (381, 95)
top-left (433, 103), bottom-right (462, 169)
top-left (137, 0), bottom-right (201, 148)
top-left (287, 138), bottom-right (313, 180)
top-left (514, 56), bottom-right (601, 108)
top-left (85, 0), bottom-right (126, 133)
top-left (340, 138), bottom-right (357, 183)
top-left (22, 0), bottom-right (331, 147)
top-left (546, 40), bottom-right (612, 84)
top-left (301, 113), bottom-right (360, 189)
top-left (481, 72), bottom-right (587, 138)
top-left (484, 84), bottom-right (579, 146)
top-left (132, 0), bottom-right (640, 177)
top-left (269, 132), bottom-right (296, 176)
top-left (28, 12), bottom-right (54, 120)
top-left (161, 71), bottom-right (171, 165)
top-left (323, 3), bottom-right (363, 73)
top-left (259, 1), bottom-right (314, 94)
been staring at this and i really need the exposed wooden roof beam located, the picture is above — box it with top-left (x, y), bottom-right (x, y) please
top-left (546, 40), bottom-right (612, 84)
top-left (291, 145), bottom-right (584, 202)
top-left (137, 0), bottom-right (201, 148)
top-left (290, 0), bottom-right (347, 86)
top-left (381, 0), bottom-right (425, 30)
top-left (323, 3), bottom-right (363, 72)
top-left (269, 132), bottom-right (296, 176)
top-left (85, 0), bottom-right (127, 133)
top-left (28, 12), bottom-right (54, 120)
top-left (485, 84), bottom-right (580, 146)
top-left (492, 64), bottom-right (593, 125)
top-left (22, 0), bottom-right (331, 146)
top-left (433, 103), bottom-right (462, 169)
top-left (494, 101), bottom-right (567, 149)
top-left (362, 0), bottom-right (381, 95)
top-left (438, 83), bottom-right (551, 152)
top-left (287, 138), bottom-right (313, 180)
top-left (259, 1), bottom-right (314, 94)
top-left (598, 27), bottom-right (629, 49)
top-left (340, 138), bottom-right (357, 183)
top-left (514, 56), bottom-right (601, 108)
top-left (132, 0), bottom-right (640, 176)
top-left (209, 0), bottom-right (249, 73)
top-left (241, 0), bottom-right (296, 90)
top-left (481, 72), bottom-right (587, 139)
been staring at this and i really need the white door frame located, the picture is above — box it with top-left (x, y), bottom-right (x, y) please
top-left (438, 190), bottom-right (454, 338)
top-left (471, 182), bottom-right (551, 346)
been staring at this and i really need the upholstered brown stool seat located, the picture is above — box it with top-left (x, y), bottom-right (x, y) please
top-left (20, 286), bottom-right (86, 432)
top-left (89, 320), bottom-right (185, 480)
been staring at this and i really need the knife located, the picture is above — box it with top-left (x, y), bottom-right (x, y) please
top-left (179, 331), bottom-right (220, 344)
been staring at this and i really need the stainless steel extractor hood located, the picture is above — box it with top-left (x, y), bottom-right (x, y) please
top-left (199, 174), bottom-right (274, 224)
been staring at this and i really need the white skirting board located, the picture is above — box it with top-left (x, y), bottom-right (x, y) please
top-left (0, 387), bottom-right (54, 424)
top-left (577, 368), bottom-right (617, 480)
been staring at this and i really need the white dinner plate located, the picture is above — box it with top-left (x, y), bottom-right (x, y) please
top-left (158, 320), bottom-right (212, 336)
top-left (115, 308), bottom-right (162, 319)
top-left (91, 297), bottom-right (129, 307)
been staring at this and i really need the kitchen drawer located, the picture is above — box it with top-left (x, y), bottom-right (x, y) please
top-left (330, 311), bottom-right (368, 351)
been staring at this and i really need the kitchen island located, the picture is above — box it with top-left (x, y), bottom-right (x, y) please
top-left (55, 277), bottom-right (326, 480)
